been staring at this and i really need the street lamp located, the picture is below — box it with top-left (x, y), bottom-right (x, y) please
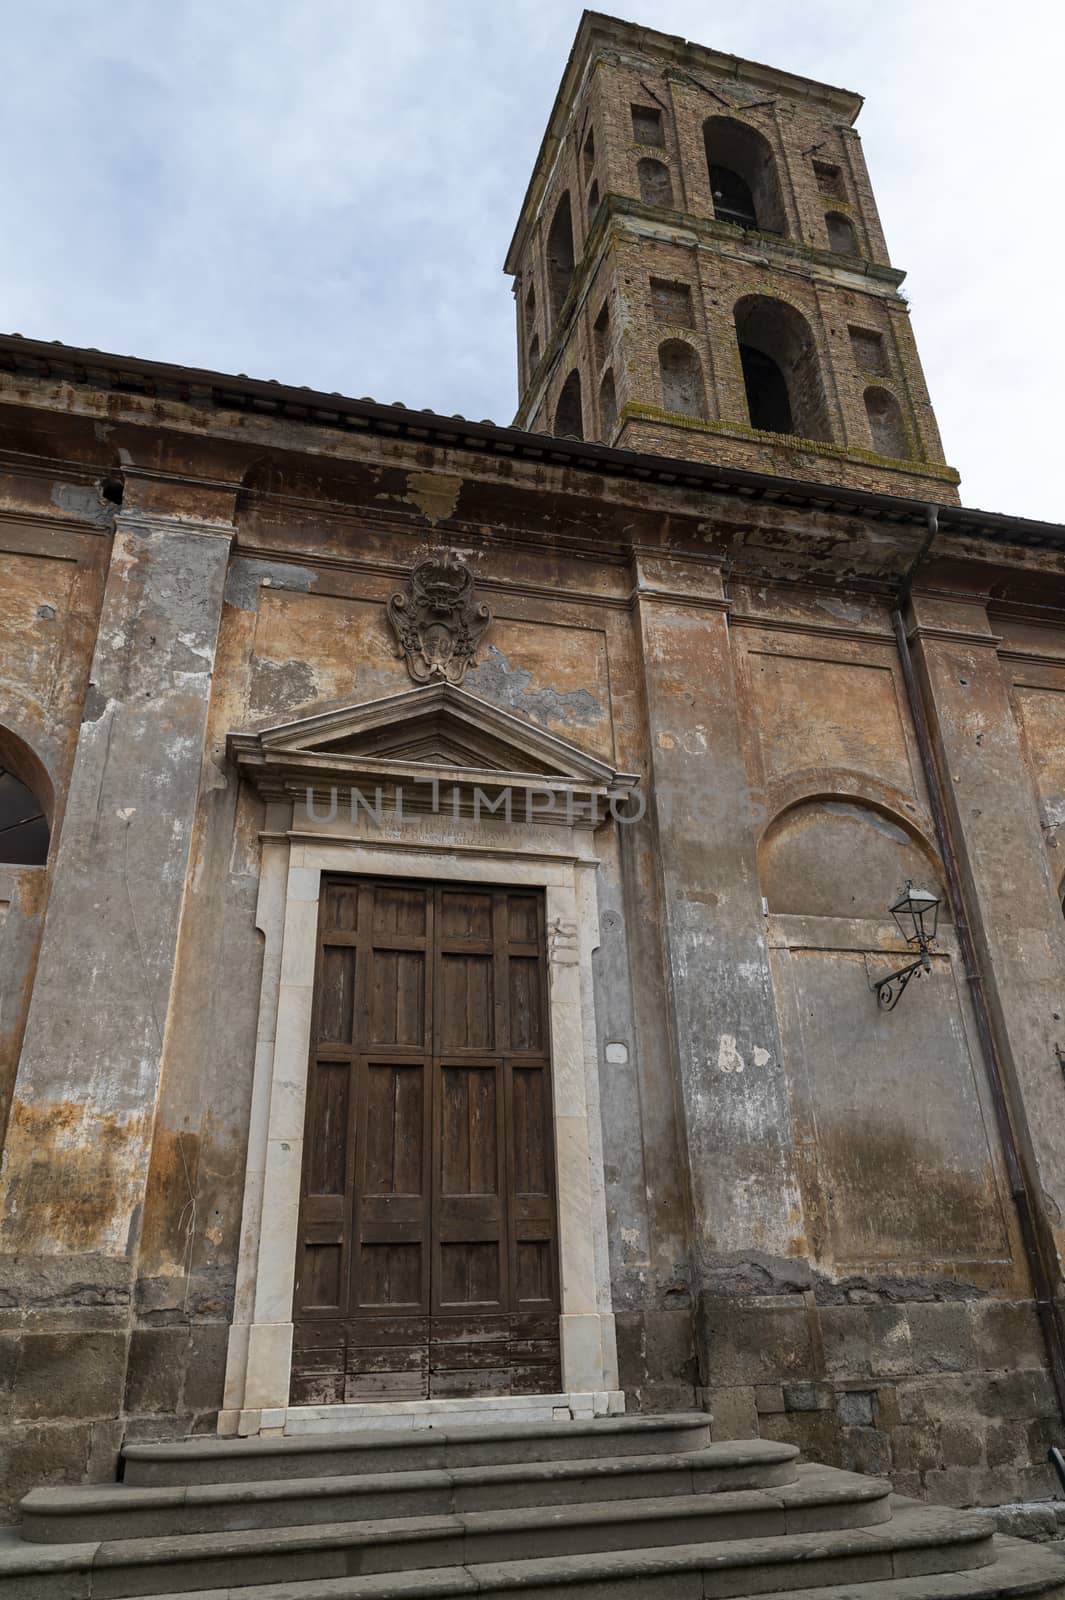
top-left (873, 882), bottom-right (941, 1011)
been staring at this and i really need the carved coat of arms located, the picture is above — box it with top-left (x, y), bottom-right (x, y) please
top-left (387, 556), bottom-right (492, 686)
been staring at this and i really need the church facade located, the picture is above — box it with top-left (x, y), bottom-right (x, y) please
top-left (2, 11), bottom-right (1065, 1518)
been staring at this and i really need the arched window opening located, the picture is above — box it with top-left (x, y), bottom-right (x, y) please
top-left (524, 283), bottom-right (536, 338)
top-left (637, 158), bottom-right (673, 209)
top-left (734, 294), bottom-right (831, 442)
top-left (599, 369), bottom-right (618, 439)
top-left (546, 194), bottom-right (575, 323)
top-left (826, 212), bottom-right (857, 255)
top-left (740, 346), bottom-right (792, 434)
top-left (587, 179), bottom-right (600, 219)
top-left (554, 369), bottom-right (584, 439)
top-left (709, 165), bottom-right (757, 229)
top-left (658, 340), bottom-right (706, 420)
top-left (582, 127), bottom-right (596, 180)
top-left (0, 739), bottom-right (50, 867)
top-left (865, 386), bottom-right (909, 459)
top-left (528, 333), bottom-right (540, 370)
top-left (704, 118), bottom-right (786, 235)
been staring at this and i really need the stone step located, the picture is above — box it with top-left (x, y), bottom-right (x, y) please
top-left (718, 1533), bottom-right (1065, 1600)
top-left (22, 1444), bottom-right (812, 1543)
top-left (120, 1414), bottom-right (717, 1488)
top-left (0, 1501), bottom-right (1003, 1600)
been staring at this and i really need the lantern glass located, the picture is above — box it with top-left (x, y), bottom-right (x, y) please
top-left (889, 883), bottom-right (940, 947)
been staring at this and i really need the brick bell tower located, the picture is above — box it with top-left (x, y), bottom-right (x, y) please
top-left (504, 12), bottom-right (960, 503)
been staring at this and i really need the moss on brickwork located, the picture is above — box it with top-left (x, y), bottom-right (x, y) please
top-left (619, 402), bottom-right (961, 484)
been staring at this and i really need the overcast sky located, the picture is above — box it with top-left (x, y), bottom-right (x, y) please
top-left (1, 1), bottom-right (1060, 521)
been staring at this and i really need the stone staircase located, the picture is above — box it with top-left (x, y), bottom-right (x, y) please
top-left (2, 1413), bottom-right (1064, 1598)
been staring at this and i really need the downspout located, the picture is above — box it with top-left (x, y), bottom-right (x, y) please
top-left (892, 504), bottom-right (1065, 1423)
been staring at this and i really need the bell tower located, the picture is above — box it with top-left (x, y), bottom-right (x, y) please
top-left (504, 11), bottom-right (960, 503)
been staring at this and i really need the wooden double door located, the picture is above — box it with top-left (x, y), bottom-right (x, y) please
top-left (291, 875), bottom-right (562, 1403)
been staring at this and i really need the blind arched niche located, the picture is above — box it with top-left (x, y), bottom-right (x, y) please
top-left (759, 795), bottom-right (1008, 1272)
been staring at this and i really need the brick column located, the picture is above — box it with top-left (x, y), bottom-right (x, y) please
top-left (909, 593), bottom-right (1065, 1287)
top-left (0, 505), bottom-right (233, 1456)
top-left (632, 551), bottom-right (802, 1284)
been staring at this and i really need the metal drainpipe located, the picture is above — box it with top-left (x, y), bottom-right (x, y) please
top-left (892, 506), bottom-right (1065, 1422)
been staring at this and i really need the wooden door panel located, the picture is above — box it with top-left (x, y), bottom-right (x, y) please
top-left (506, 894), bottom-right (539, 944)
top-left (325, 878), bottom-right (360, 932)
top-left (344, 1315), bottom-right (430, 1402)
top-left (353, 1053), bottom-right (431, 1322)
top-left (304, 1060), bottom-right (351, 1197)
top-left (439, 955), bottom-right (495, 1050)
top-left (363, 880), bottom-right (432, 1053)
top-left (510, 1065), bottom-right (549, 1196)
top-left (353, 1242), bottom-right (423, 1308)
top-left (300, 1239), bottom-right (344, 1313)
top-left (346, 1347), bottom-right (428, 1401)
top-left (514, 1237), bottom-right (554, 1306)
top-left (434, 1056), bottom-right (506, 1319)
top-left (368, 949), bottom-right (426, 1045)
top-left (318, 946), bottom-right (357, 1044)
top-left (439, 1064), bottom-right (501, 1197)
top-left (363, 1062), bottom-right (425, 1199)
top-left (293, 878), bottom-right (560, 1405)
top-left (508, 957), bottom-right (544, 1050)
top-left (507, 1055), bottom-right (557, 1318)
top-left (440, 889), bottom-right (493, 941)
top-left (437, 1241), bottom-right (503, 1307)
top-left (297, 1054), bottom-right (353, 1319)
top-left (373, 883), bottom-right (429, 937)
top-left (290, 1323), bottom-right (345, 1406)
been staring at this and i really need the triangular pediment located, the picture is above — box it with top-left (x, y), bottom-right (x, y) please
top-left (228, 681), bottom-right (632, 792)
top-left (311, 715), bottom-right (559, 776)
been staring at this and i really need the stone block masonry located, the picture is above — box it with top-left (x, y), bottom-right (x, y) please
top-left (701, 1295), bottom-right (1059, 1506)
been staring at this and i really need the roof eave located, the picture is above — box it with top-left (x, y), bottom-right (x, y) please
top-left (0, 331), bottom-right (1061, 552)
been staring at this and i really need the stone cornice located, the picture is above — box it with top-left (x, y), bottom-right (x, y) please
top-left (606, 198), bottom-right (906, 289)
top-left (0, 333), bottom-right (1061, 555)
top-left (997, 650), bottom-right (1065, 675)
top-left (115, 510), bottom-right (236, 540)
top-left (907, 624), bottom-right (1005, 650)
top-left (729, 613), bottom-right (896, 646)
top-left (628, 587), bottom-right (731, 613)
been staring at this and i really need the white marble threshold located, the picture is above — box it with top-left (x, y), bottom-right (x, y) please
top-left (274, 1389), bottom-right (626, 1436)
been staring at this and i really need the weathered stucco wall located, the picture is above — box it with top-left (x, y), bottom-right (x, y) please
top-left (0, 371), bottom-right (1064, 1514)
top-left (690, 581), bottom-right (1058, 1502)
top-left (0, 470), bottom-right (112, 1149)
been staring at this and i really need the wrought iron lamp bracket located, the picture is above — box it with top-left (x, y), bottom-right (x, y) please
top-left (869, 880), bottom-right (941, 1012)
top-left (872, 949), bottom-right (932, 1011)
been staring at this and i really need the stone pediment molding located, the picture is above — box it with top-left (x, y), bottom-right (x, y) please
top-left (227, 681), bottom-right (639, 825)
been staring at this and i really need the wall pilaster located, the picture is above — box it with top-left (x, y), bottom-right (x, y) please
top-left (0, 507), bottom-right (234, 1287)
top-left (631, 551), bottom-right (802, 1305)
top-left (909, 593), bottom-right (1065, 1289)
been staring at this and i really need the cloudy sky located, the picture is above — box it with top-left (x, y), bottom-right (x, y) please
top-left (1, 1), bottom-right (1059, 520)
